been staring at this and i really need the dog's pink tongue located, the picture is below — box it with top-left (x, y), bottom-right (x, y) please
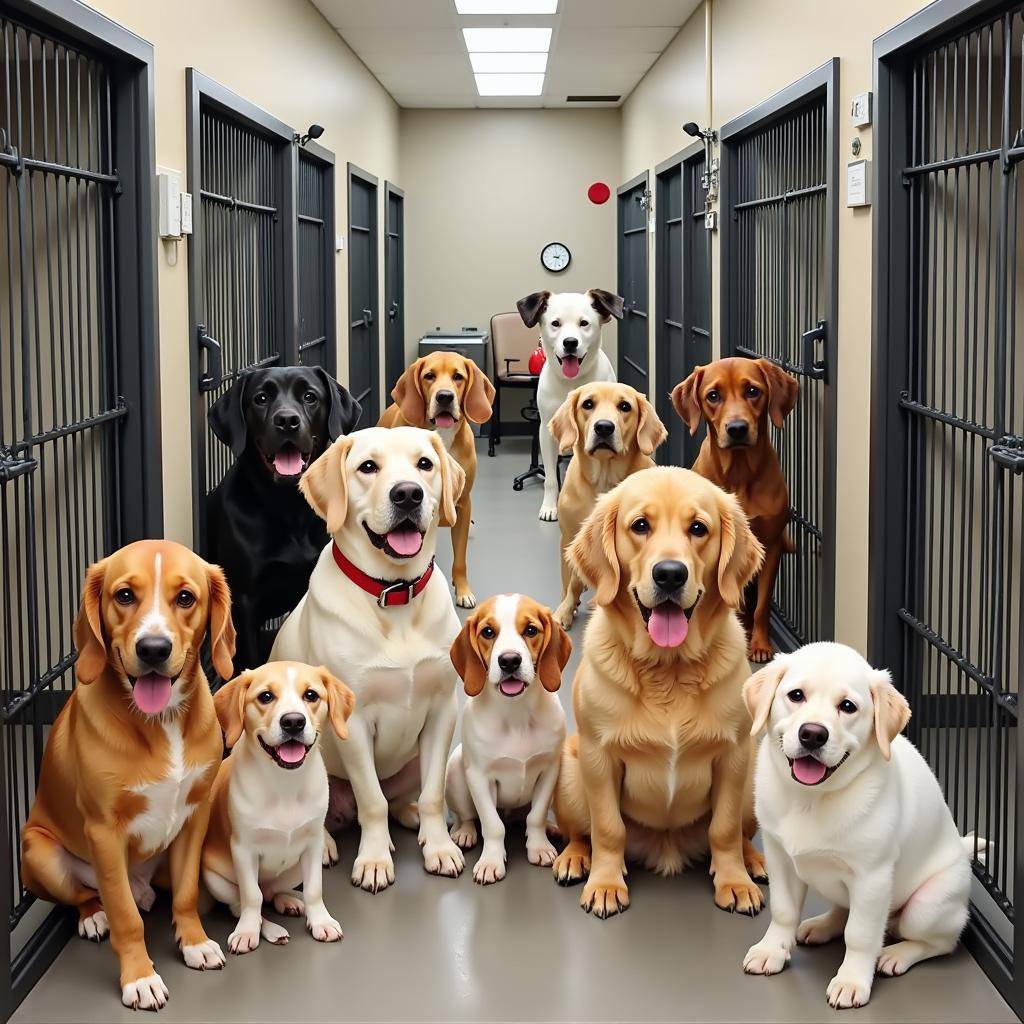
top-left (132, 673), bottom-right (172, 714)
top-left (277, 740), bottom-right (307, 765)
top-left (499, 678), bottom-right (526, 697)
top-left (561, 356), bottom-right (580, 379)
top-left (648, 604), bottom-right (688, 648)
top-left (386, 526), bottom-right (423, 557)
top-left (434, 413), bottom-right (455, 428)
top-left (792, 756), bottom-right (828, 785)
top-left (274, 449), bottom-right (303, 476)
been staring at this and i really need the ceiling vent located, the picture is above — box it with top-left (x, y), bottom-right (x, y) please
top-left (566, 94), bottom-right (620, 103)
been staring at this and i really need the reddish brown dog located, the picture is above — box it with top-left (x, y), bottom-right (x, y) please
top-left (672, 357), bottom-right (798, 662)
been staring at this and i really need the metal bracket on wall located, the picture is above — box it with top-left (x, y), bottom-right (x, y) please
top-left (801, 320), bottom-right (828, 381)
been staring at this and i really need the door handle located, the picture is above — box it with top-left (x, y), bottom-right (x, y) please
top-left (800, 320), bottom-right (827, 381)
top-left (388, 301), bottom-right (399, 321)
top-left (363, 308), bottom-right (375, 327)
top-left (197, 325), bottom-right (222, 392)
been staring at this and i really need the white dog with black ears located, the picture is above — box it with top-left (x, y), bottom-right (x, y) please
top-left (741, 642), bottom-right (983, 1010)
top-left (516, 289), bottom-right (623, 522)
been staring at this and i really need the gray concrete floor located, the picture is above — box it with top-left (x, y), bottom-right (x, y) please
top-left (13, 440), bottom-right (1016, 1023)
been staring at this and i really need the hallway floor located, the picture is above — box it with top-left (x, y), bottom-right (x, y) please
top-left (13, 441), bottom-right (1016, 1023)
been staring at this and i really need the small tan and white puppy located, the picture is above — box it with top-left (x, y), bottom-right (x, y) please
top-left (446, 595), bottom-right (571, 884)
top-left (742, 642), bottom-right (981, 1010)
top-left (202, 662), bottom-right (354, 953)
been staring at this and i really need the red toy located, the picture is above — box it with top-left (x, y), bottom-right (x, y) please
top-left (528, 346), bottom-right (546, 376)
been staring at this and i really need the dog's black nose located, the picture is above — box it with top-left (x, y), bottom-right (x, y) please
top-left (594, 419), bottom-right (615, 438)
top-left (562, 337), bottom-right (579, 352)
top-left (497, 651), bottom-right (522, 674)
top-left (652, 560), bottom-right (687, 593)
top-left (280, 713), bottom-right (306, 736)
top-left (436, 390), bottom-right (455, 406)
top-left (726, 420), bottom-right (750, 440)
top-left (274, 410), bottom-right (301, 432)
top-left (390, 481), bottom-right (424, 511)
top-left (135, 635), bottom-right (172, 667)
top-left (798, 722), bottom-right (829, 750)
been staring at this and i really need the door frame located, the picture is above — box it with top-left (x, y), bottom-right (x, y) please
top-left (384, 181), bottom-right (406, 397)
top-left (655, 141), bottom-right (709, 465)
top-left (616, 170), bottom-right (650, 388)
top-left (297, 139), bottom-right (337, 375)
top-left (185, 68), bottom-right (297, 549)
top-left (347, 163), bottom-right (380, 422)
top-left (719, 57), bottom-right (840, 649)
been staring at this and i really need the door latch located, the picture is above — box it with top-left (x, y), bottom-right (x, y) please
top-left (197, 324), bottom-right (223, 393)
top-left (988, 436), bottom-right (1024, 474)
top-left (801, 320), bottom-right (827, 382)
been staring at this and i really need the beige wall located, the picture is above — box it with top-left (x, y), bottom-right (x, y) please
top-left (85, 0), bottom-right (401, 545)
top-left (398, 108), bottom-right (620, 369)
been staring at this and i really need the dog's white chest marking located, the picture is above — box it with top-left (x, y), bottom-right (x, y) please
top-left (482, 719), bottom-right (554, 809)
top-left (435, 425), bottom-right (458, 451)
top-left (128, 720), bottom-right (205, 854)
top-left (665, 736), bottom-right (681, 803)
top-left (250, 803), bottom-right (322, 879)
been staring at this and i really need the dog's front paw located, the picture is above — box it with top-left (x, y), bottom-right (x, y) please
top-left (827, 972), bottom-right (874, 1009)
top-left (422, 835), bottom-right (465, 878)
top-left (455, 589), bottom-right (476, 609)
top-left (472, 849), bottom-right (507, 885)
top-left (322, 831), bottom-right (340, 868)
top-left (748, 631), bottom-right (774, 664)
top-left (260, 920), bottom-right (290, 945)
top-left (227, 924), bottom-right (260, 955)
top-left (351, 845), bottom-right (395, 893)
top-left (121, 972), bottom-right (169, 1011)
top-left (181, 938), bottom-right (225, 971)
top-left (743, 939), bottom-right (791, 976)
top-left (581, 875), bottom-right (630, 918)
top-left (743, 840), bottom-right (768, 883)
top-left (78, 908), bottom-right (109, 942)
top-left (527, 836), bottom-right (558, 867)
top-left (552, 841), bottom-right (591, 886)
top-left (714, 875), bottom-right (764, 916)
top-left (450, 819), bottom-right (478, 849)
top-left (538, 503), bottom-right (558, 522)
top-left (272, 893), bottom-right (304, 917)
top-left (308, 915), bottom-right (344, 943)
top-left (553, 600), bottom-right (576, 631)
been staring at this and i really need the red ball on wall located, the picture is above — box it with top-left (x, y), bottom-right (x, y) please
top-left (587, 181), bottom-right (611, 204)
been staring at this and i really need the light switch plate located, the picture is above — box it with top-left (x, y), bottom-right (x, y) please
top-left (851, 92), bottom-right (873, 128)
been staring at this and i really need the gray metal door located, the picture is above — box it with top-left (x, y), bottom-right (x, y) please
top-left (871, 2), bottom-right (1024, 1013)
top-left (297, 143), bottom-right (336, 374)
top-left (720, 59), bottom-right (839, 650)
top-left (384, 182), bottom-right (405, 395)
top-left (0, 3), bottom-right (160, 1015)
top-left (348, 164), bottom-right (378, 426)
top-left (656, 144), bottom-right (711, 467)
top-left (186, 71), bottom-right (296, 555)
top-left (617, 172), bottom-right (649, 392)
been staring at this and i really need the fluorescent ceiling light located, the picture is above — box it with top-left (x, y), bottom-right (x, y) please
top-left (470, 52), bottom-right (547, 73)
top-left (474, 73), bottom-right (545, 96)
top-left (455, 0), bottom-right (557, 11)
top-left (462, 27), bottom-right (552, 52)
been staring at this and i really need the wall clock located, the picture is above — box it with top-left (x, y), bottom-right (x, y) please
top-left (541, 241), bottom-right (571, 273)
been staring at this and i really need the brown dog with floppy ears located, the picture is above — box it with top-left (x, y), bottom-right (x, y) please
top-left (21, 540), bottom-right (235, 1011)
top-left (379, 351), bottom-right (495, 609)
top-left (672, 357), bottom-right (798, 663)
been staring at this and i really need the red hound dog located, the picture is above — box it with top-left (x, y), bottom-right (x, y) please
top-left (21, 540), bottom-right (235, 1011)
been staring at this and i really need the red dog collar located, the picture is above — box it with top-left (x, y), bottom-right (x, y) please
top-left (332, 542), bottom-right (435, 608)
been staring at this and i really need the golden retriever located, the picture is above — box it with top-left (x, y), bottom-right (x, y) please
top-left (551, 467), bottom-right (767, 918)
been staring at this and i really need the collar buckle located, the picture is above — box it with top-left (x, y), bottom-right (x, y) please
top-left (377, 579), bottom-right (416, 608)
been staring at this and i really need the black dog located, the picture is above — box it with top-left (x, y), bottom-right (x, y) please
top-left (206, 365), bottom-right (361, 671)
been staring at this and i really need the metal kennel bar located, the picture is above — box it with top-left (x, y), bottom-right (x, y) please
top-left (296, 141), bottom-right (336, 375)
top-left (0, 1), bottom-right (159, 1017)
top-left (871, 0), bottom-right (1024, 1013)
top-left (720, 59), bottom-right (840, 651)
top-left (186, 70), bottom-right (296, 555)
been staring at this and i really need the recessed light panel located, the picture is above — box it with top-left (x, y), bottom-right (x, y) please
top-left (469, 52), bottom-right (548, 74)
top-left (455, 0), bottom-right (557, 11)
top-left (474, 73), bottom-right (545, 96)
top-left (462, 27), bottom-right (552, 52)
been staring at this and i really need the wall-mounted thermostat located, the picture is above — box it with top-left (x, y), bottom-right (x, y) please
top-left (851, 92), bottom-right (873, 128)
top-left (847, 159), bottom-right (871, 207)
top-left (157, 169), bottom-right (181, 238)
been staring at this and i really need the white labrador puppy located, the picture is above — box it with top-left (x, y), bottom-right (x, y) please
top-left (516, 289), bottom-right (622, 522)
top-left (444, 594), bottom-right (571, 884)
top-left (741, 642), bottom-right (980, 1009)
top-left (271, 427), bottom-right (467, 892)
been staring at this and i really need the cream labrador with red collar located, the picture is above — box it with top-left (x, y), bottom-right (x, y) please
top-left (445, 595), bottom-right (571, 884)
top-left (742, 643), bottom-right (982, 1009)
top-left (271, 427), bottom-right (467, 892)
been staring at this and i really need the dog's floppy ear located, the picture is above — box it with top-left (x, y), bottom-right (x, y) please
top-left (300, 435), bottom-right (354, 536)
top-left (716, 489), bottom-right (765, 608)
top-left (671, 366), bottom-right (705, 437)
top-left (463, 358), bottom-right (495, 425)
top-left (568, 489), bottom-right (621, 606)
top-left (214, 671), bottom-right (252, 748)
top-left (450, 614), bottom-right (487, 697)
top-left (870, 669), bottom-right (911, 761)
top-left (537, 608), bottom-right (573, 692)
top-left (205, 562), bottom-right (236, 682)
top-left (635, 391), bottom-right (668, 455)
top-left (587, 288), bottom-right (625, 322)
top-left (742, 657), bottom-right (789, 735)
top-left (208, 375), bottom-right (250, 457)
top-left (391, 358), bottom-right (427, 425)
top-left (315, 367), bottom-right (362, 439)
top-left (429, 433), bottom-right (465, 527)
top-left (548, 390), bottom-right (581, 454)
top-left (516, 291), bottom-right (550, 329)
top-left (318, 666), bottom-right (356, 740)
top-left (758, 359), bottom-right (799, 430)
top-left (74, 558), bottom-right (109, 684)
